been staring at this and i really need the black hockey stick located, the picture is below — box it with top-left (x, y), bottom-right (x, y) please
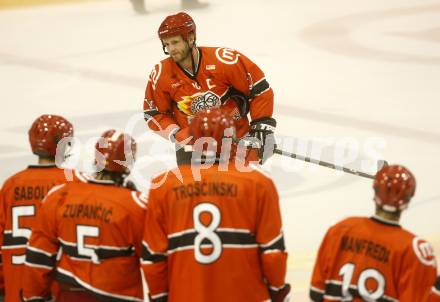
top-left (273, 147), bottom-right (388, 179)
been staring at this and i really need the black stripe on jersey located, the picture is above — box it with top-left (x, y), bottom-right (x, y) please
top-left (260, 235), bottom-right (286, 253)
top-left (141, 244), bottom-right (167, 263)
top-left (324, 282), bottom-right (396, 302)
top-left (21, 289), bottom-right (52, 302)
top-left (23, 297), bottom-right (51, 302)
top-left (55, 271), bottom-right (140, 302)
top-left (61, 243), bottom-right (134, 261)
top-left (3, 233), bottom-right (27, 247)
top-left (324, 282), bottom-right (343, 297)
top-left (168, 230), bottom-right (256, 251)
top-left (87, 179), bottom-right (116, 186)
top-left (435, 277), bottom-right (440, 290)
top-left (144, 109), bottom-right (160, 120)
top-left (218, 230), bottom-right (256, 245)
top-left (220, 87), bottom-right (244, 103)
top-left (220, 87), bottom-right (250, 117)
top-left (168, 232), bottom-right (194, 250)
top-left (150, 294), bottom-right (168, 302)
top-left (27, 164), bottom-right (57, 169)
top-left (309, 288), bottom-right (324, 302)
top-left (25, 249), bottom-right (56, 268)
top-left (250, 79), bottom-right (270, 97)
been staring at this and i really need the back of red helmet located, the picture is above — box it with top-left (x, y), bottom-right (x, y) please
top-left (95, 130), bottom-right (137, 174)
top-left (373, 164), bottom-right (416, 212)
top-left (189, 108), bottom-right (236, 155)
top-left (28, 114), bottom-right (73, 158)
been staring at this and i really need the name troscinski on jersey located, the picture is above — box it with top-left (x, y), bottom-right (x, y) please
top-left (172, 181), bottom-right (238, 201)
top-left (340, 235), bottom-right (390, 264)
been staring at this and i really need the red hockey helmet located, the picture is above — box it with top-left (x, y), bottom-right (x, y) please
top-left (158, 12), bottom-right (196, 42)
top-left (95, 130), bottom-right (137, 173)
top-left (28, 114), bottom-right (74, 158)
top-left (373, 164), bottom-right (416, 212)
top-left (189, 108), bottom-right (235, 153)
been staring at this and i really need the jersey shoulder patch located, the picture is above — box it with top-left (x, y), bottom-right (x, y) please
top-left (412, 237), bottom-right (436, 267)
top-left (130, 191), bottom-right (148, 209)
top-left (215, 47), bottom-right (240, 65)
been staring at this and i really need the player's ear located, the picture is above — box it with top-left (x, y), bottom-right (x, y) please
top-left (188, 33), bottom-right (196, 47)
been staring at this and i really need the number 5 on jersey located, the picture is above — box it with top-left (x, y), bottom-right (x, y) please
top-left (11, 205), bottom-right (35, 264)
top-left (76, 225), bottom-right (100, 263)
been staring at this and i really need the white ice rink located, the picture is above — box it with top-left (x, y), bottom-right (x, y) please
top-left (1, 0), bottom-right (440, 300)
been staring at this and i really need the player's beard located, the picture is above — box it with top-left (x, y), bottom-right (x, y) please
top-left (170, 44), bottom-right (191, 64)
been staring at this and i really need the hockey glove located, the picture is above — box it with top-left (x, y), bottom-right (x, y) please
top-left (249, 117), bottom-right (276, 163)
top-left (269, 284), bottom-right (291, 302)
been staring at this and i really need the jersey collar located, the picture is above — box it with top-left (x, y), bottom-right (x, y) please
top-left (370, 215), bottom-right (401, 228)
top-left (28, 164), bottom-right (57, 169)
top-left (87, 178), bottom-right (117, 186)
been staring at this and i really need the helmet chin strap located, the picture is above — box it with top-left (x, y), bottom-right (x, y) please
top-left (190, 51), bottom-right (196, 76)
top-left (162, 43), bottom-right (168, 55)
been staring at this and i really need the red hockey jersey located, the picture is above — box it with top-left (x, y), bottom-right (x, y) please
top-left (310, 216), bottom-right (438, 302)
top-left (143, 46), bottom-right (274, 142)
top-left (21, 179), bottom-right (147, 302)
top-left (141, 162), bottom-right (287, 302)
top-left (0, 165), bottom-right (87, 302)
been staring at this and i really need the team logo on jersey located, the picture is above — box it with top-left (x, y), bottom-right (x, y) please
top-left (177, 91), bottom-right (221, 116)
top-left (215, 47), bottom-right (240, 65)
top-left (412, 237), bottom-right (436, 267)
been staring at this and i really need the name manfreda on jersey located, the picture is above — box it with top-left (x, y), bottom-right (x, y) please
top-left (340, 235), bottom-right (391, 264)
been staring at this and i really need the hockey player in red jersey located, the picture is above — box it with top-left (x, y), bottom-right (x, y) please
top-left (141, 108), bottom-right (290, 302)
top-left (0, 114), bottom-right (86, 302)
top-left (143, 12), bottom-right (276, 164)
top-left (22, 130), bottom-right (146, 302)
top-left (310, 165), bottom-right (438, 302)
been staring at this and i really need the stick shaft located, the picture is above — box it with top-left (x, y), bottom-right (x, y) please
top-left (273, 148), bottom-right (376, 179)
